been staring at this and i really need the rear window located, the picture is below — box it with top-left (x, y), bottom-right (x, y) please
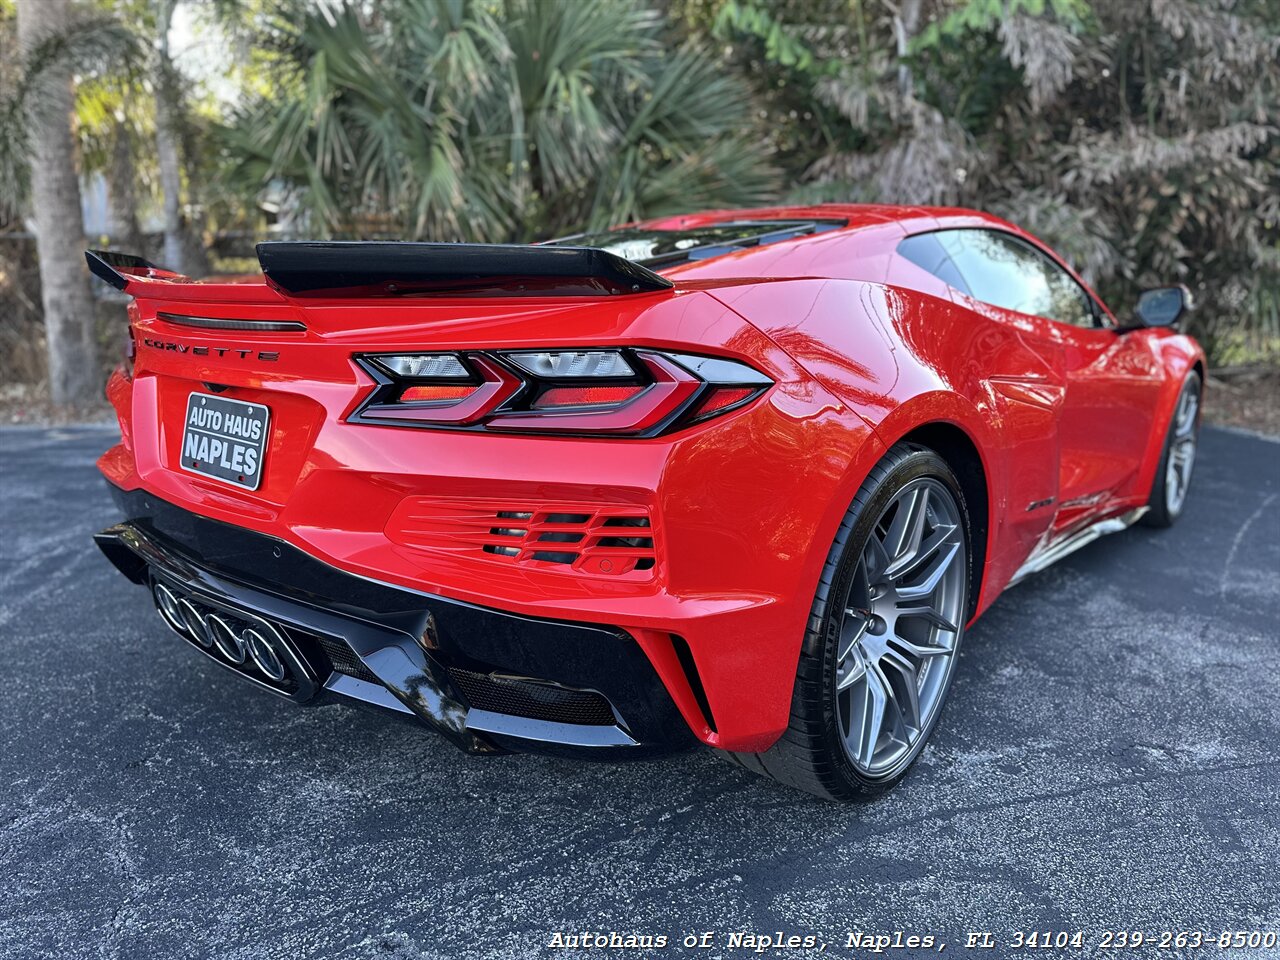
top-left (548, 220), bottom-right (844, 267)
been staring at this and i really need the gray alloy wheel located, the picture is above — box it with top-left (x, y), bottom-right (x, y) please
top-left (725, 443), bottom-right (972, 801)
top-left (1164, 382), bottom-right (1199, 515)
top-left (835, 477), bottom-right (967, 778)
top-left (1142, 371), bottom-right (1202, 528)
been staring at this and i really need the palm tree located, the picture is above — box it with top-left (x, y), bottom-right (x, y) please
top-left (15, 0), bottom-right (101, 406)
top-left (217, 0), bottom-right (779, 241)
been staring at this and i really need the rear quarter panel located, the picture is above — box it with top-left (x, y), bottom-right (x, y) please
top-left (713, 277), bottom-right (1070, 613)
top-left (1131, 329), bottom-right (1207, 497)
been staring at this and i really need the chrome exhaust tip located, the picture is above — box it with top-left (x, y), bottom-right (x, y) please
top-left (244, 627), bottom-right (286, 681)
top-left (205, 612), bottom-right (247, 665)
top-left (146, 575), bottom-right (309, 696)
top-left (177, 597), bottom-right (212, 648)
top-left (153, 581), bottom-right (185, 633)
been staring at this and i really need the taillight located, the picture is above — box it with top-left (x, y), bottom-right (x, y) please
top-left (506, 350), bottom-right (634, 379)
top-left (351, 348), bottom-right (771, 436)
top-left (533, 385), bottom-right (645, 408)
top-left (401, 384), bottom-right (478, 403)
top-left (378, 354), bottom-right (469, 378)
top-left (687, 386), bottom-right (755, 422)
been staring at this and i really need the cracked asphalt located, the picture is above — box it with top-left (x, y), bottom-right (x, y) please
top-left (1, 424), bottom-right (1277, 959)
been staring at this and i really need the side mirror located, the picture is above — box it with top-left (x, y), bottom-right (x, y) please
top-left (1134, 285), bottom-right (1192, 329)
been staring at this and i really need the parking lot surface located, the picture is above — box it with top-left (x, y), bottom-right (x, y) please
top-left (1, 425), bottom-right (1277, 958)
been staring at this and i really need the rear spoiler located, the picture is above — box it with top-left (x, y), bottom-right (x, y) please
top-left (255, 241), bottom-right (673, 298)
top-left (85, 250), bottom-right (189, 291)
top-left (86, 242), bottom-right (673, 300)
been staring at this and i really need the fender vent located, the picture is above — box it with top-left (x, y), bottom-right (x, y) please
top-left (386, 497), bottom-right (657, 578)
top-left (447, 668), bottom-right (616, 726)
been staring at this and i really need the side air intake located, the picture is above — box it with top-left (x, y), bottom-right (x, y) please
top-left (386, 497), bottom-right (657, 578)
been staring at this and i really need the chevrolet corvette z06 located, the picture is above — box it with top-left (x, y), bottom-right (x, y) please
top-left (90, 204), bottom-right (1204, 800)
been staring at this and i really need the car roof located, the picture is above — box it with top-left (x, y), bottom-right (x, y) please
top-left (634, 203), bottom-right (1026, 281)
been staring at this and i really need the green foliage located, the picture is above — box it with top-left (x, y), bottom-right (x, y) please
top-left (4, 0), bottom-right (1276, 366)
top-left (711, 0), bottom-right (1280, 359)
top-left (711, 0), bottom-right (821, 71)
top-left (913, 0), bottom-right (1089, 50)
top-left (215, 0), bottom-right (778, 241)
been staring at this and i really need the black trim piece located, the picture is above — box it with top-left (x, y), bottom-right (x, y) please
top-left (669, 633), bottom-right (717, 733)
top-left (157, 312), bottom-right (307, 332)
top-left (97, 517), bottom-right (491, 752)
top-left (448, 668), bottom-right (617, 726)
top-left (86, 249), bottom-right (165, 291)
top-left (256, 241), bottom-right (674, 298)
top-left (97, 484), bottom-right (695, 757)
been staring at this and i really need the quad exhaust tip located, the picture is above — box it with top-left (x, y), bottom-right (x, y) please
top-left (244, 627), bottom-right (286, 681)
top-left (150, 579), bottom-right (293, 685)
top-left (205, 613), bottom-right (246, 665)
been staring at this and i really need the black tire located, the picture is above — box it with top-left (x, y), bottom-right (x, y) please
top-left (727, 442), bottom-right (972, 801)
top-left (1141, 370), bottom-right (1202, 529)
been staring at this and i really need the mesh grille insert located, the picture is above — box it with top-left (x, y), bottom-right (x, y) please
top-left (312, 633), bottom-right (381, 684)
top-left (447, 668), bottom-right (616, 726)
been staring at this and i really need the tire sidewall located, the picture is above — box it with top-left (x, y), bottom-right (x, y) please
top-left (814, 447), bottom-right (972, 792)
top-left (1148, 370), bottom-right (1203, 525)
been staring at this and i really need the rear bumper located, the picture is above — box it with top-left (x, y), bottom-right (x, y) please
top-left (100, 310), bottom-right (884, 751)
top-left (97, 484), bottom-right (695, 757)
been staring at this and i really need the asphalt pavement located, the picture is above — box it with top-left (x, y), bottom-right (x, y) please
top-left (1, 424), bottom-right (1277, 960)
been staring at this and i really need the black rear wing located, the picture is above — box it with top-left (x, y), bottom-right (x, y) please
top-left (87, 241), bottom-right (673, 300)
top-left (258, 241), bottom-right (672, 298)
top-left (85, 249), bottom-right (187, 291)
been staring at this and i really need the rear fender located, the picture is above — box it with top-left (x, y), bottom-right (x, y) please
top-left (1133, 332), bottom-right (1206, 501)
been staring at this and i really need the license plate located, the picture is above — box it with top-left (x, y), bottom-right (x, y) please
top-left (180, 393), bottom-right (271, 491)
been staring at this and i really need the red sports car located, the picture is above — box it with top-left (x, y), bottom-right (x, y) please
top-left (90, 205), bottom-right (1204, 800)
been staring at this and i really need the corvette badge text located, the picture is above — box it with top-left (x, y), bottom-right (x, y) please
top-left (142, 337), bottom-right (279, 362)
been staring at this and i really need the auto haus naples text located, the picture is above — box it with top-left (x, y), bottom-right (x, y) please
top-left (183, 403), bottom-right (263, 477)
top-left (547, 930), bottom-right (941, 952)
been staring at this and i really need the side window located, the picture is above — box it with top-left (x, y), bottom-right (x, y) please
top-left (936, 229), bottom-right (1096, 328)
top-left (896, 233), bottom-right (972, 296)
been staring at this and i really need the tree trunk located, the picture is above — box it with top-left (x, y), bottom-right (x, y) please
top-left (179, 119), bottom-right (211, 278)
top-left (108, 123), bottom-right (145, 254)
top-left (17, 0), bottom-right (100, 406)
top-left (154, 0), bottom-right (187, 274)
top-left (893, 0), bottom-right (923, 99)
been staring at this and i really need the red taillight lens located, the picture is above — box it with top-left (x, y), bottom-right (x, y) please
top-left (400, 384), bottom-right (478, 404)
top-left (355, 354), bottom-right (522, 426)
top-left (490, 352), bottom-right (701, 434)
top-left (688, 386), bottom-right (755, 421)
top-left (533, 385), bottom-right (645, 409)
